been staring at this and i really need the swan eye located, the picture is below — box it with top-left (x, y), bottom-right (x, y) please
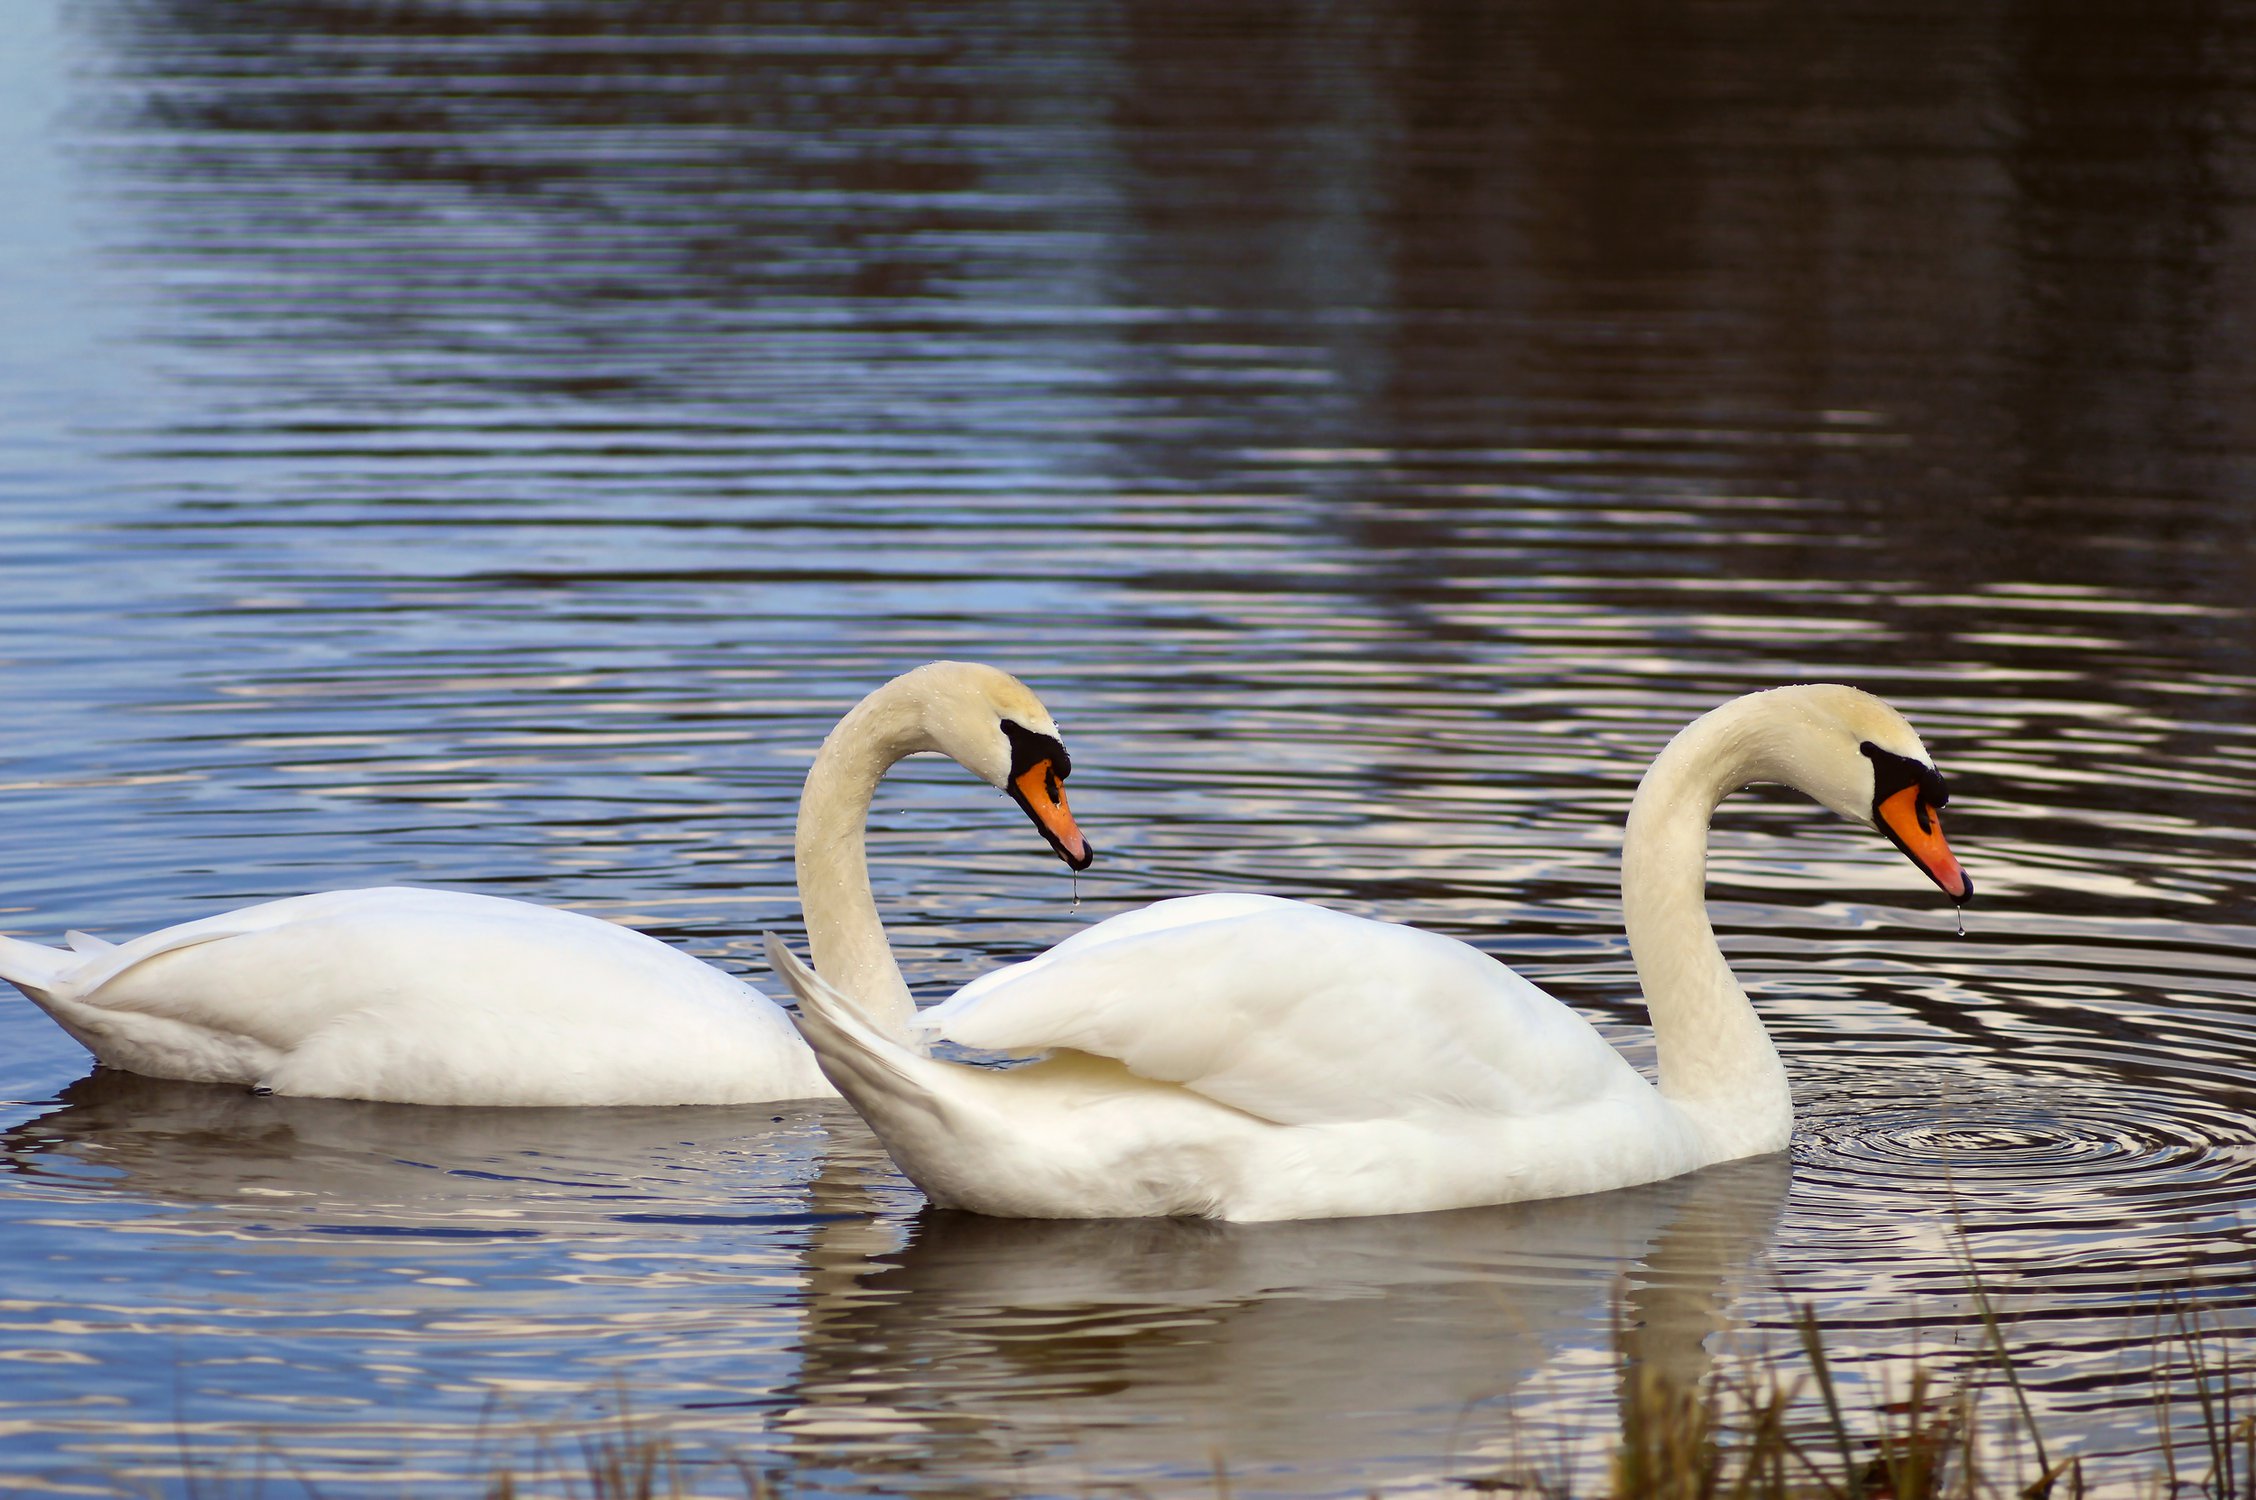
top-left (1000, 719), bottom-right (1071, 783)
top-left (1860, 741), bottom-right (1947, 813)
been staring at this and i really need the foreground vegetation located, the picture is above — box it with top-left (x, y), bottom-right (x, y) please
top-left (1586, 1300), bottom-right (2251, 1500)
top-left (466, 1296), bottom-right (2251, 1500)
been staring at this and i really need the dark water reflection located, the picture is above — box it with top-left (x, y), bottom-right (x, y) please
top-left (786, 1156), bottom-right (1792, 1497)
top-left (4, 0), bottom-right (2256, 1493)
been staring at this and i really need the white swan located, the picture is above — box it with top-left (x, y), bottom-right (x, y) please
top-left (0, 662), bottom-right (1091, 1107)
top-left (766, 684), bottom-right (1971, 1222)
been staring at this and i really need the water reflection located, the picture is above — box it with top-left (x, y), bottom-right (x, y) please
top-left (75, 0), bottom-right (2256, 549)
top-left (0, 1074), bottom-right (859, 1492)
top-left (1, 1070), bottom-right (835, 1231)
top-left (0, 1074), bottom-right (1794, 1497)
top-left (784, 1156), bottom-right (1793, 1496)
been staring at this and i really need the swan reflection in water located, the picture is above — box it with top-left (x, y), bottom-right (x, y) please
top-left (785, 1151), bottom-right (1793, 1496)
top-left (0, 1068), bottom-right (858, 1232)
top-left (1, 1073), bottom-right (1788, 1497)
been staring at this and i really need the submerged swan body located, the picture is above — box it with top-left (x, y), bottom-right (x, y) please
top-left (770, 684), bottom-right (1971, 1222)
top-left (0, 662), bottom-right (1092, 1107)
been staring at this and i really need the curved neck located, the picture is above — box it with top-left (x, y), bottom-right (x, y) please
top-left (794, 685), bottom-right (943, 1040)
top-left (1621, 700), bottom-right (1794, 1151)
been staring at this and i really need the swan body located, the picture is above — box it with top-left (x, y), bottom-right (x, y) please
top-left (1, 888), bottom-right (830, 1106)
top-left (0, 662), bottom-right (1092, 1107)
top-left (771, 684), bottom-right (1971, 1222)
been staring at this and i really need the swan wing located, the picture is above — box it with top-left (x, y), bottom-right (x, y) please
top-left (919, 894), bottom-right (1638, 1127)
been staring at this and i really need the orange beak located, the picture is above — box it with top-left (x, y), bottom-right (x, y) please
top-left (1009, 758), bottom-right (1093, 870)
top-left (1876, 784), bottom-right (1971, 904)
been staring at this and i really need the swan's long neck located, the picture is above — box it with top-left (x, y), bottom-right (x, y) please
top-left (1621, 698), bottom-right (1798, 1152)
top-left (794, 685), bottom-right (944, 1040)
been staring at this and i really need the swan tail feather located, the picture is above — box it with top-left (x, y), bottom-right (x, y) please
top-left (762, 933), bottom-right (934, 1099)
top-left (0, 933), bottom-right (77, 999)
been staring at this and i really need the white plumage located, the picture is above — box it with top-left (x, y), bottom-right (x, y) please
top-left (0, 661), bottom-right (1091, 1107)
top-left (773, 684), bottom-right (1971, 1222)
top-left (3, 887), bottom-right (825, 1105)
top-left (921, 894), bottom-right (1631, 1129)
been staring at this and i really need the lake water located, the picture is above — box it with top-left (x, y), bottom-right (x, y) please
top-left (3, 0), bottom-right (2255, 1494)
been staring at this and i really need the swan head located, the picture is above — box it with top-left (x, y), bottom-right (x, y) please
top-left (894, 661), bottom-right (1095, 871)
top-left (1745, 684), bottom-right (1971, 905)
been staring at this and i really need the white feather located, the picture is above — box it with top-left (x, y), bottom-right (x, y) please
top-left (0, 662), bottom-right (1083, 1108)
top-left (926, 895), bottom-right (1629, 1127)
top-left (6, 888), bottom-right (826, 1106)
top-left (787, 685), bottom-right (1968, 1222)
